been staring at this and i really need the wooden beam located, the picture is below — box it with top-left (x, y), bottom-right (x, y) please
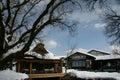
top-left (30, 63), bottom-right (32, 74)
top-left (28, 73), bottom-right (65, 78)
top-left (60, 59), bottom-right (63, 73)
top-left (55, 63), bottom-right (58, 73)
top-left (16, 59), bottom-right (60, 63)
top-left (18, 63), bottom-right (20, 72)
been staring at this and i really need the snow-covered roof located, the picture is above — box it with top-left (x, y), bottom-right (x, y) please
top-left (95, 54), bottom-right (120, 60)
top-left (88, 49), bottom-right (110, 56)
top-left (67, 48), bottom-right (120, 60)
top-left (44, 50), bottom-right (65, 59)
top-left (25, 50), bottom-right (64, 59)
top-left (67, 48), bottom-right (95, 58)
top-left (76, 52), bottom-right (96, 58)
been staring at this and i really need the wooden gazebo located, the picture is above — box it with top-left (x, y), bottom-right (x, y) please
top-left (16, 59), bottom-right (64, 79)
top-left (16, 43), bottom-right (65, 79)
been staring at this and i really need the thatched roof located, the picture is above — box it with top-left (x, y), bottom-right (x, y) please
top-left (32, 43), bottom-right (48, 56)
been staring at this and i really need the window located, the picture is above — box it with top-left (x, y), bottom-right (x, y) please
top-left (72, 60), bottom-right (86, 67)
top-left (72, 61), bottom-right (77, 67)
top-left (78, 61), bottom-right (85, 67)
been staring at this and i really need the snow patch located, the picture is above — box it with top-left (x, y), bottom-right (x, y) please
top-left (3, 46), bottom-right (23, 60)
top-left (67, 69), bottom-right (120, 80)
top-left (25, 50), bottom-right (65, 59)
top-left (0, 70), bottom-right (28, 80)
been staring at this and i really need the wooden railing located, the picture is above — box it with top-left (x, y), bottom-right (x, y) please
top-left (28, 73), bottom-right (65, 78)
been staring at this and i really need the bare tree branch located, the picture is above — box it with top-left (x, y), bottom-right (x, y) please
top-left (104, 10), bottom-right (120, 45)
top-left (0, 0), bottom-right (82, 69)
top-left (5, 0), bottom-right (11, 27)
top-left (0, 8), bottom-right (5, 57)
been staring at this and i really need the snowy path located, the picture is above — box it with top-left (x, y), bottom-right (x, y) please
top-left (67, 69), bottom-right (120, 80)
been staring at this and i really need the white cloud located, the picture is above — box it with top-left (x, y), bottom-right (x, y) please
top-left (94, 23), bottom-right (106, 28)
top-left (67, 11), bottom-right (99, 24)
top-left (47, 40), bottom-right (58, 49)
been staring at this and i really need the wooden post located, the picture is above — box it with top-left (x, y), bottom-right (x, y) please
top-left (100, 61), bottom-right (103, 71)
top-left (30, 63), bottom-right (32, 74)
top-left (116, 60), bottom-right (119, 72)
top-left (18, 62), bottom-right (21, 72)
top-left (55, 63), bottom-right (58, 73)
top-left (10, 61), bottom-right (12, 70)
top-left (60, 59), bottom-right (63, 73)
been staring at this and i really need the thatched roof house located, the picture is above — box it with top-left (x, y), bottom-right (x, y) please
top-left (32, 43), bottom-right (48, 56)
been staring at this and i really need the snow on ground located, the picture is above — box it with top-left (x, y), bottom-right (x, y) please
top-left (0, 70), bottom-right (28, 80)
top-left (67, 69), bottom-right (120, 80)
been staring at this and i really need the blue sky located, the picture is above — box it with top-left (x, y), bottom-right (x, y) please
top-left (45, 13), bottom-right (110, 56)
top-left (41, 2), bottom-right (120, 56)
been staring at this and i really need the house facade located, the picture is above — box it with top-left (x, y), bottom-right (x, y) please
top-left (93, 55), bottom-right (120, 72)
top-left (66, 50), bottom-right (120, 72)
top-left (67, 52), bottom-right (95, 70)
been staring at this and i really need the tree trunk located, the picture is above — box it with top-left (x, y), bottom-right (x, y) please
top-left (0, 9), bottom-right (5, 58)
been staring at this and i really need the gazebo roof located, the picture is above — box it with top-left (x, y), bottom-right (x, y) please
top-left (32, 43), bottom-right (48, 55)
